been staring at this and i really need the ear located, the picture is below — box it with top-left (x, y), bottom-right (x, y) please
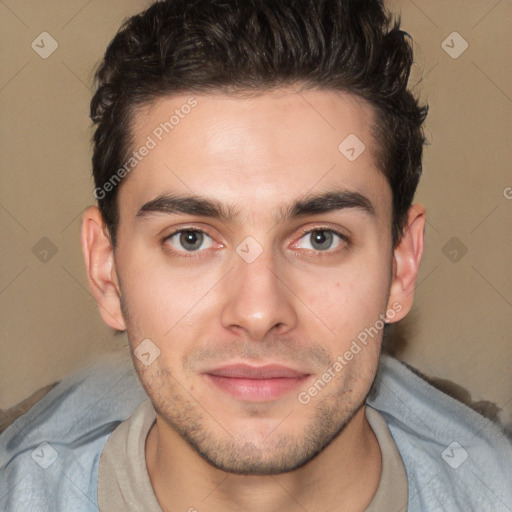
top-left (81, 206), bottom-right (126, 331)
top-left (386, 204), bottom-right (426, 323)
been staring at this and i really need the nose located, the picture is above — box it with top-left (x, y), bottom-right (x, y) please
top-left (220, 246), bottom-right (298, 341)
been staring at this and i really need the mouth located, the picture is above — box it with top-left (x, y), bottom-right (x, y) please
top-left (203, 364), bottom-right (312, 401)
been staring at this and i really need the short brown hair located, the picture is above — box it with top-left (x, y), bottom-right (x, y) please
top-left (90, 0), bottom-right (428, 248)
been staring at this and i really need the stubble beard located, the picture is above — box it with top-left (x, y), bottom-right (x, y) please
top-left (142, 365), bottom-right (372, 476)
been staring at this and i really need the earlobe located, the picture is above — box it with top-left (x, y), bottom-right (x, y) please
top-left (386, 204), bottom-right (426, 323)
top-left (81, 206), bottom-right (126, 331)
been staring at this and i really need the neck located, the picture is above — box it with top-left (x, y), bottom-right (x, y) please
top-left (145, 405), bottom-right (382, 512)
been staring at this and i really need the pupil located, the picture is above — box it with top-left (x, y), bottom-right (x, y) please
top-left (181, 231), bottom-right (202, 251)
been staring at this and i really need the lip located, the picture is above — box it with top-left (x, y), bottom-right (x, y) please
top-left (203, 364), bottom-right (311, 401)
top-left (207, 364), bottom-right (307, 379)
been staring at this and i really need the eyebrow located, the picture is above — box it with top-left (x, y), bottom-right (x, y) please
top-left (135, 188), bottom-right (376, 224)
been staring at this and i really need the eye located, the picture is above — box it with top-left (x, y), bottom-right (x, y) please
top-left (295, 228), bottom-right (346, 252)
top-left (165, 229), bottom-right (213, 252)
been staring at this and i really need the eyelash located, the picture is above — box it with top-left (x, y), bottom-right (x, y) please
top-left (294, 226), bottom-right (349, 255)
top-left (162, 226), bottom-right (350, 258)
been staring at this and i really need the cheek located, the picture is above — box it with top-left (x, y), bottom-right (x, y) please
top-left (290, 252), bottom-right (391, 335)
top-left (118, 248), bottom-right (222, 348)
top-left (116, 247), bottom-right (173, 338)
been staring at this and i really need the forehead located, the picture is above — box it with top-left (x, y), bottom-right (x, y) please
top-left (119, 88), bottom-right (391, 223)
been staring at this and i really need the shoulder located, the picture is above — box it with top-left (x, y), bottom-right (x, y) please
top-left (367, 355), bottom-right (512, 511)
top-left (0, 351), bottom-right (147, 511)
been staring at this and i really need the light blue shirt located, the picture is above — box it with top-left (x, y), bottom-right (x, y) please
top-left (1, 351), bottom-right (511, 511)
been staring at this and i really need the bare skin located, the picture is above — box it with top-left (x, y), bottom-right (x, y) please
top-left (82, 87), bottom-right (425, 511)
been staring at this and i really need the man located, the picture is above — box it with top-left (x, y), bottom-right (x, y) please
top-left (1, 0), bottom-right (511, 510)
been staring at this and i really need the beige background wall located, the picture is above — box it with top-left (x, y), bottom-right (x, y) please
top-left (1, 1), bottom-right (511, 427)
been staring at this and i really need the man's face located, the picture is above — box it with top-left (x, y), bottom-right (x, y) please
top-left (112, 88), bottom-right (395, 474)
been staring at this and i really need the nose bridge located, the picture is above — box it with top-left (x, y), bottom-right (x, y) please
top-left (220, 241), bottom-right (297, 339)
